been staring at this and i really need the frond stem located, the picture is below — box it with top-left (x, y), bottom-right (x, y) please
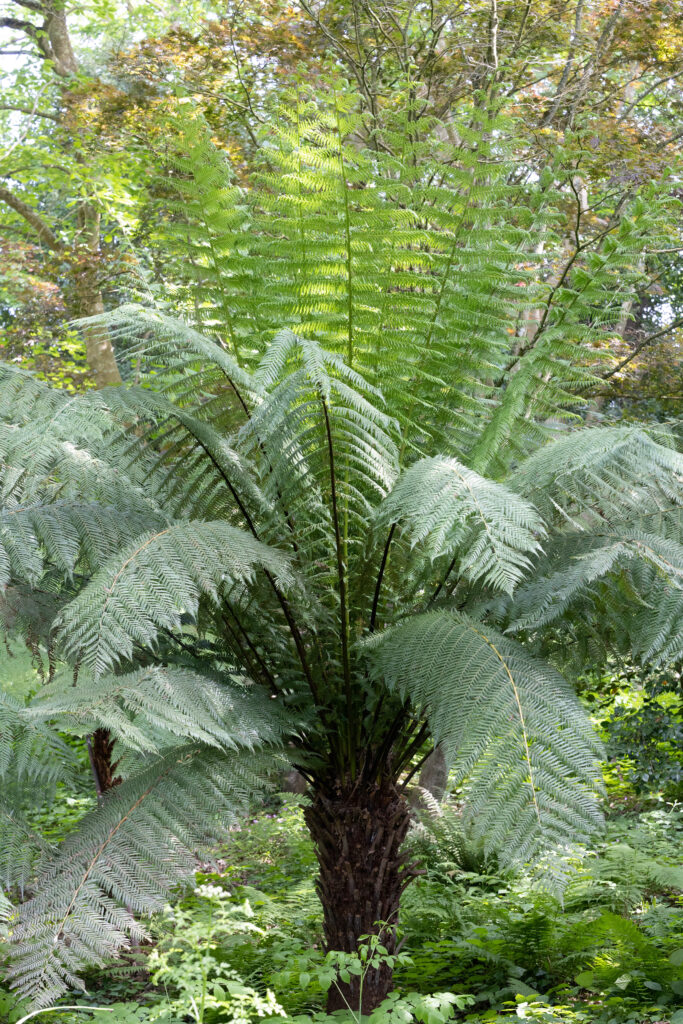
top-left (321, 396), bottom-right (353, 758)
top-left (428, 554), bottom-right (458, 606)
top-left (369, 523), bottom-right (396, 631)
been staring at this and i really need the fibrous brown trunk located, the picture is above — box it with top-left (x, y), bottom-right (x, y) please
top-left (305, 777), bottom-right (416, 1015)
top-left (88, 727), bottom-right (121, 796)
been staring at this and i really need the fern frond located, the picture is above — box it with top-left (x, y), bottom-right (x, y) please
top-left (0, 501), bottom-right (164, 586)
top-left (376, 457), bottom-right (545, 594)
top-left (7, 745), bottom-right (282, 1008)
top-left (54, 522), bottom-right (294, 678)
top-left (0, 690), bottom-right (74, 786)
top-left (0, 798), bottom-right (53, 894)
top-left (30, 666), bottom-right (293, 754)
top-left (0, 887), bottom-right (12, 922)
top-left (367, 610), bottom-right (604, 863)
top-left (241, 330), bottom-right (399, 563)
top-left (509, 427), bottom-right (683, 530)
top-left (508, 529), bottom-right (683, 631)
top-left (75, 304), bottom-right (253, 397)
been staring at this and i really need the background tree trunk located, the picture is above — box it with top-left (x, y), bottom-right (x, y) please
top-left (0, 1), bottom-right (121, 388)
top-left (305, 777), bottom-right (415, 1014)
top-left (418, 746), bottom-right (448, 803)
top-left (73, 203), bottom-right (122, 386)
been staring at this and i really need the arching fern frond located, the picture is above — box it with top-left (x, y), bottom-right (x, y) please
top-left (367, 610), bottom-right (604, 864)
top-left (0, 799), bottom-right (53, 894)
top-left (30, 666), bottom-right (293, 754)
top-left (7, 745), bottom-right (283, 1008)
top-left (509, 427), bottom-right (683, 530)
top-left (75, 304), bottom-right (253, 399)
top-left (508, 529), bottom-right (683, 631)
top-left (0, 501), bottom-right (164, 586)
top-left (55, 522), bottom-right (294, 678)
top-left (376, 457), bottom-right (545, 594)
top-left (0, 691), bottom-right (74, 787)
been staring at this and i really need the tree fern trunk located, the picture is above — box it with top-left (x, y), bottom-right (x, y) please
top-left (90, 727), bottom-right (121, 793)
top-left (305, 777), bottom-right (414, 1014)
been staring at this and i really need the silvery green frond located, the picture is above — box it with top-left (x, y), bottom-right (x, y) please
top-left (508, 529), bottom-right (683, 631)
top-left (0, 799), bottom-right (53, 894)
top-left (0, 887), bottom-right (12, 923)
top-left (367, 610), bottom-right (604, 864)
top-left (376, 457), bottom-right (545, 594)
top-left (509, 427), bottom-right (683, 530)
top-left (241, 331), bottom-right (399, 565)
top-left (0, 365), bottom-right (109, 441)
top-left (29, 666), bottom-right (293, 754)
top-left (0, 690), bottom-right (75, 786)
top-left (7, 745), bottom-right (282, 1009)
top-left (54, 522), bottom-right (294, 678)
top-left (73, 305), bottom-right (254, 399)
top-left (0, 501), bottom-right (164, 586)
top-left (95, 386), bottom-right (265, 523)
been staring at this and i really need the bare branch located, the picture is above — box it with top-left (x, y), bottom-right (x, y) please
top-left (0, 183), bottom-right (63, 250)
top-left (602, 318), bottom-right (683, 379)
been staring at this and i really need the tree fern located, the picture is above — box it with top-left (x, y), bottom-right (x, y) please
top-left (0, 83), bottom-right (681, 1013)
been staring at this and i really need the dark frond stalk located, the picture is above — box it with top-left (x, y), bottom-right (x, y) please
top-left (366, 704), bottom-right (413, 784)
top-left (173, 415), bottom-right (317, 703)
top-left (221, 604), bottom-right (279, 696)
top-left (370, 523), bottom-right (396, 631)
top-left (332, 85), bottom-right (355, 368)
top-left (321, 397), bottom-right (353, 764)
top-left (394, 720), bottom-right (430, 774)
top-left (428, 553), bottom-right (458, 606)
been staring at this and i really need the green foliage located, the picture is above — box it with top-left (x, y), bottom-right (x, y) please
top-left (368, 612), bottom-right (604, 863)
top-left (146, 883), bottom-right (285, 1024)
top-left (603, 694), bottom-right (683, 796)
top-left (1, 86), bottom-right (683, 1012)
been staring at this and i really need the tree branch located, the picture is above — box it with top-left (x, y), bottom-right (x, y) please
top-left (601, 318), bottom-right (683, 379)
top-left (0, 183), bottom-right (63, 250)
top-left (0, 103), bottom-right (59, 121)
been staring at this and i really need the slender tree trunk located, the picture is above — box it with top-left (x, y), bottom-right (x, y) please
top-left (418, 746), bottom-right (448, 803)
top-left (305, 777), bottom-right (415, 1014)
top-left (87, 728), bottom-right (122, 795)
top-left (73, 204), bottom-right (122, 386)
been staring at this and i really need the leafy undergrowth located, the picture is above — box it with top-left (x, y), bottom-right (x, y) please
top-left (1, 664), bottom-right (682, 1024)
top-left (2, 795), bottom-right (682, 1024)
